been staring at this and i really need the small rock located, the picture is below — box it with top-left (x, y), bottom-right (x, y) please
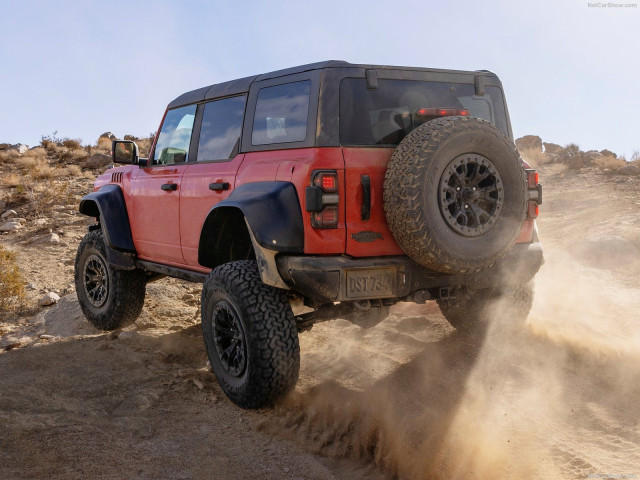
top-left (26, 283), bottom-right (37, 290)
top-left (191, 378), bottom-right (204, 390)
top-left (1, 209), bottom-right (17, 220)
top-left (39, 292), bottom-right (60, 307)
top-left (34, 218), bottom-right (49, 226)
top-left (13, 217), bottom-right (26, 224)
top-left (283, 467), bottom-right (290, 473)
top-left (0, 221), bottom-right (22, 232)
top-left (39, 334), bottom-right (56, 339)
top-left (29, 233), bottom-right (60, 244)
top-left (181, 293), bottom-right (196, 302)
top-left (63, 259), bottom-right (74, 266)
top-left (617, 164), bottom-right (640, 176)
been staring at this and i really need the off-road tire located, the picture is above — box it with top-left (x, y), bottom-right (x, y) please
top-left (437, 282), bottom-right (534, 332)
top-left (74, 229), bottom-right (146, 330)
top-left (384, 116), bottom-right (528, 274)
top-left (201, 260), bottom-right (300, 409)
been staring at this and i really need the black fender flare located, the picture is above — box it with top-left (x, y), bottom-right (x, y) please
top-left (198, 181), bottom-right (304, 266)
top-left (78, 184), bottom-right (136, 269)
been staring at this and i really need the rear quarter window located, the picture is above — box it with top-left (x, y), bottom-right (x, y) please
top-left (252, 81), bottom-right (311, 145)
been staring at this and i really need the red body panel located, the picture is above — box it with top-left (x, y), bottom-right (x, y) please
top-left (128, 165), bottom-right (189, 264)
top-left (238, 148), bottom-right (346, 255)
top-left (342, 147), bottom-right (404, 257)
top-left (180, 155), bottom-right (246, 266)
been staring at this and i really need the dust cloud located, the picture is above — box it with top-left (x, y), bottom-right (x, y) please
top-left (264, 165), bottom-right (640, 479)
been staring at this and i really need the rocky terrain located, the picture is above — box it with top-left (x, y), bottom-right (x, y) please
top-left (1, 135), bottom-right (639, 479)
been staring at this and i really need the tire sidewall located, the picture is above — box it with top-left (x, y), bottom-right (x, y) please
top-left (420, 127), bottom-right (526, 261)
top-left (202, 284), bottom-right (252, 398)
top-left (75, 232), bottom-right (114, 318)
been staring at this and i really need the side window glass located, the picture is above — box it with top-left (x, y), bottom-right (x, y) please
top-left (153, 105), bottom-right (196, 165)
top-left (197, 96), bottom-right (246, 161)
top-left (252, 81), bottom-right (311, 145)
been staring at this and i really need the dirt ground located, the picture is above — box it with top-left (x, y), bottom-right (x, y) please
top-left (1, 162), bottom-right (640, 479)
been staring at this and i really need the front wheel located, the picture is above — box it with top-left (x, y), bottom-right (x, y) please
top-left (437, 282), bottom-right (534, 333)
top-left (74, 229), bottom-right (146, 330)
top-left (201, 260), bottom-right (300, 409)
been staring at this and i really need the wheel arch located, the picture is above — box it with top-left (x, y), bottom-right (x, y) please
top-left (198, 182), bottom-right (303, 288)
top-left (78, 184), bottom-right (136, 269)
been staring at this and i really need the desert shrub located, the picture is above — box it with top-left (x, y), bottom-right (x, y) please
top-left (65, 164), bottom-right (82, 176)
top-left (0, 245), bottom-right (25, 315)
top-left (0, 150), bottom-right (19, 164)
top-left (97, 137), bottom-right (112, 151)
top-left (565, 143), bottom-right (581, 156)
top-left (601, 156), bottom-right (627, 170)
top-left (62, 138), bottom-right (82, 150)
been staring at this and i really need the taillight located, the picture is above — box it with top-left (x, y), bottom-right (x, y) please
top-left (313, 171), bottom-right (338, 193)
top-left (312, 205), bottom-right (339, 228)
top-left (525, 169), bottom-right (542, 219)
top-left (306, 170), bottom-right (339, 229)
top-left (416, 107), bottom-right (470, 117)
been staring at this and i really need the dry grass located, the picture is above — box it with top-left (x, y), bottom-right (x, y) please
top-left (97, 137), bottom-right (112, 151)
top-left (0, 245), bottom-right (25, 315)
top-left (61, 138), bottom-right (82, 150)
top-left (601, 156), bottom-right (628, 170)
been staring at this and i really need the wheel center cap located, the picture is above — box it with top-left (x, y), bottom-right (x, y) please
top-left (462, 188), bottom-right (479, 202)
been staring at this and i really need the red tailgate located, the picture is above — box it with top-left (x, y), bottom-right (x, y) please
top-left (342, 147), bottom-right (404, 257)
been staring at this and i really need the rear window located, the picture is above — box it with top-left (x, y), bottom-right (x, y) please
top-left (252, 81), bottom-right (311, 145)
top-left (340, 78), bottom-right (508, 146)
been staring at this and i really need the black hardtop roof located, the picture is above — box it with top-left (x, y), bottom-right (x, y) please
top-left (167, 60), bottom-right (498, 109)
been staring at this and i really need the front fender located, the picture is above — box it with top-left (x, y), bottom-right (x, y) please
top-left (79, 184), bottom-right (135, 253)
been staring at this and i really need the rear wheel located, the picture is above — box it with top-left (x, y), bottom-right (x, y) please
top-left (437, 282), bottom-right (534, 333)
top-left (201, 260), bottom-right (299, 409)
top-left (74, 229), bottom-right (146, 330)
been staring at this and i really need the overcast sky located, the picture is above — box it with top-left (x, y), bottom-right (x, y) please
top-left (1, 0), bottom-right (638, 158)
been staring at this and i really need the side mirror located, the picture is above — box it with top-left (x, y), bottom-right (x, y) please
top-left (112, 140), bottom-right (139, 164)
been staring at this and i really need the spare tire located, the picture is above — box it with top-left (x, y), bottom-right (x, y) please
top-left (383, 116), bottom-right (527, 274)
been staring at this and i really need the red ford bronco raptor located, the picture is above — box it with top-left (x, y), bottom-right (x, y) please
top-left (75, 61), bottom-right (543, 408)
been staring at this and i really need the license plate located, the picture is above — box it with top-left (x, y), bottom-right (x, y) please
top-left (346, 268), bottom-right (395, 299)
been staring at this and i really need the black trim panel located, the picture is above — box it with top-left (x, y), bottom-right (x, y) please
top-left (200, 181), bottom-right (304, 254)
top-left (78, 185), bottom-right (135, 252)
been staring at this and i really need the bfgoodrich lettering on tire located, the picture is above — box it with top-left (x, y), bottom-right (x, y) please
top-left (201, 260), bottom-right (300, 409)
top-left (384, 116), bottom-right (528, 274)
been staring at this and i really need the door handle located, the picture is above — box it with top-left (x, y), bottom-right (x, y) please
top-left (209, 182), bottom-right (230, 191)
top-left (361, 175), bottom-right (371, 220)
top-left (161, 183), bottom-right (178, 191)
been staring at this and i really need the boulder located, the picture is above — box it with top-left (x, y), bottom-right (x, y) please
top-left (542, 142), bottom-right (564, 156)
top-left (99, 132), bottom-right (117, 141)
top-left (84, 153), bottom-right (111, 169)
top-left (10, 144), bottom-right (29, 154)
top-left (617, 164), bottom-right (640, 176)
top-left (515, 135), bottom-right (542, 152)
top-left (39, 292), bottom-right (61, 307)
top-left (599, 149), bottom-right (617, 158)
top-left (583, 151), bottom-right (603, 166)
top-left (0, 143), bottom-right (11, 151)
top-left (124, 134), bottom-right (139, 141)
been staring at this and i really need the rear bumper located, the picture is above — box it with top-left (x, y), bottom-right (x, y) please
top-left (277, 242), bottom-right (544, 303)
